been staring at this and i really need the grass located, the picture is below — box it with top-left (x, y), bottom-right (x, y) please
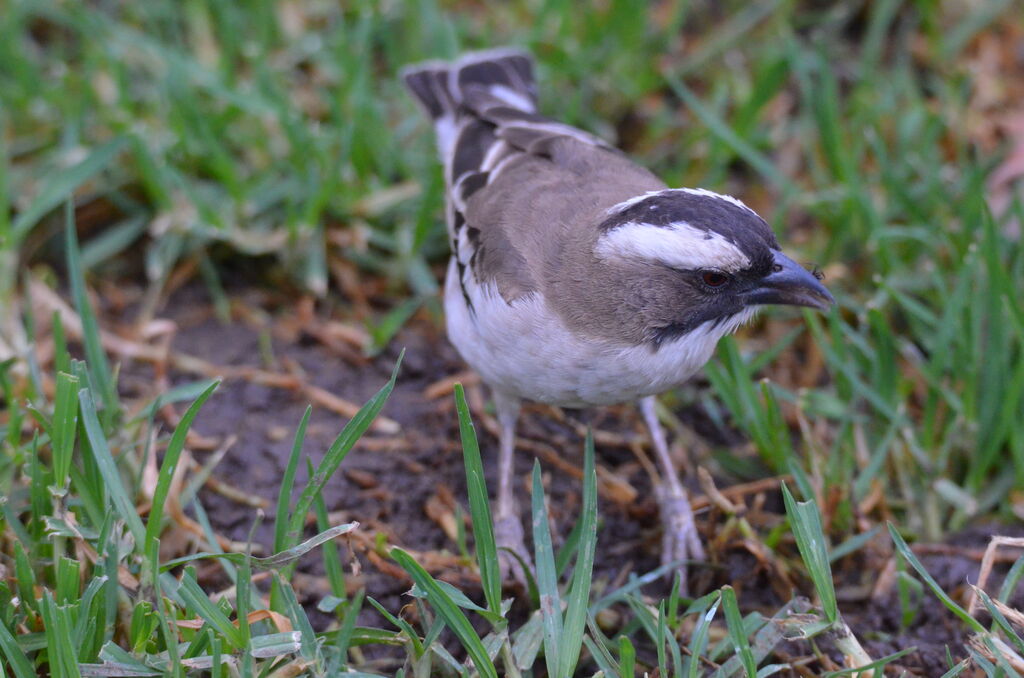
top-left (7, 323), bottom-right (1020, 674)
top-left (3, 0), bottom-right (1024, 675)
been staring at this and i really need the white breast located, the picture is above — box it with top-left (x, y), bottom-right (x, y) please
top-left (444, 259), bottom-right (752, 407)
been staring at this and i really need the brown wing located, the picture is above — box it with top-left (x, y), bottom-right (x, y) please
top-left (403, 50), bottom-right (663, 306)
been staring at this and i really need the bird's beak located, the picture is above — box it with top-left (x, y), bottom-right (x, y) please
top-left (742, 251), bottom-right (835, 311)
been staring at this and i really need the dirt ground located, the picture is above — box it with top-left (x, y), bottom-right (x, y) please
top-left (104, 280), bottom-right (1020, 676)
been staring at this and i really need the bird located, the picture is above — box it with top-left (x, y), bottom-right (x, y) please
top-left (401, 48), bottom-right (834, 587)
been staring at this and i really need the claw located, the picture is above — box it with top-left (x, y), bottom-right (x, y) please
top-left (657, 484), bottom-right (704, 593)
top-left (495, 514), bottom-right (532, 586)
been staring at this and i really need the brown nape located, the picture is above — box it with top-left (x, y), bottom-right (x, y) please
top-left (462, 136), bottom-right (664, 304)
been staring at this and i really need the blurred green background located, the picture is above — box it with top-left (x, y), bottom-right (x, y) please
top-left (4, 0), bottom-right (1022, 530)
top-left (2, 1), bottom-right (1024, 674)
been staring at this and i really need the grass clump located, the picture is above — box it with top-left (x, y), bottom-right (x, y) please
top-left (6, 0), bottom-right (1020, 534)
top-left (3, 1), bottom-right (1024, 676)
top-left (0, 212), bottom-right (400, 674)
top-left (2, 218), bottom-right (1023, 674)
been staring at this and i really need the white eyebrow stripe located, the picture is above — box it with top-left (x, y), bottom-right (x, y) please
top-left (595, 220), bottom-right (751, 272)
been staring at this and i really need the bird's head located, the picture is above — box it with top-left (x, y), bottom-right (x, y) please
top-left (595, 188), bottom-right (834, 347)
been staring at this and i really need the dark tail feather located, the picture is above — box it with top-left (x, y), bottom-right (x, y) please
top-left (401, 48), bottom-right (537, 120)
top-left (401, 63), bottom-right (454, 120)
top-left (453, 49), bottom-right (536, 112)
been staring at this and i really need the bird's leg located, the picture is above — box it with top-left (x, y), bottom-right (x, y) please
top-left (492, 390), bottom-right (531, 584)
top-left (638, 395), bottom-right (705, 589)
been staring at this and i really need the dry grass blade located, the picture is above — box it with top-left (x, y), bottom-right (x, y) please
top-left (968, 536), bottom-right (1024, 616)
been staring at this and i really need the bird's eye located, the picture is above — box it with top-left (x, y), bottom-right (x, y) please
top-left (700, 270), bottom-right (730, 288)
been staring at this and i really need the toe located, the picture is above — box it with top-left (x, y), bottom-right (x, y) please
top-left (494, 515), bottom-right (532, 585)
top-left (656, 485), bottom-right (706, 589)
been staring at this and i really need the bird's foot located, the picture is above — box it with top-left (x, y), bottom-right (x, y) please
top-left (494, 513), bottom-right (532, 586)
top-left (657, 485), bottom-right (705, 593)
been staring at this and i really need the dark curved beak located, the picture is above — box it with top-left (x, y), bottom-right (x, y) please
top-left (742, 251), bottom-right (835, 311)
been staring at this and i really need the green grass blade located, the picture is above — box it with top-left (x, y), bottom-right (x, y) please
top-left (311, 461), bottom-right (347, 603)
top-left (625, 595), bottom-right (666, 673)
top-left (658, 598), bottom-right (682, 678)
top-left (509, 612), bottom-right (543, 671)
top-left (557, 430), bottom-right (598, 678)
top-left (886, 523), bottom-right (985, 633)
top-left (781, 483), bottom-right (837, 622)
top-left (367, 596), bottom-right (424, 657)
top-left (160, 522), bottom-right (356, 572)
top-left (662, 75), bottom-right (796, 197)
top-left (40, 592), bottom-right (80, 678)
top-left (454, 384), bottom-right (501, 616)
top-left (50, 371), bottom-right (79, 491)
top-left (175, 569), bottom-right (244, 648)
top-left (144, 381), bottom-right (219, 558)
top-left (674, 0), bottom-right (780, 77)
top-left (273, 572), bottom-right (318, 661)
top-left (12, 137), bottom-right (127, 243)
top-left (77, 388), bottom-right (146, 546)
top-left (284, 352), bottom-right (402, 549)
top-left (51, 311), bottom-right (71, 375)
top-left (938, 659), bottom-right (971, 677)
top-left (972, 587), bottom-right (1024, 655)
top-left (331, 589), bottom-right (365, 668)
top-left (553, 509), bottom-right (585, 579)
top-left (722, 586), bottom-right (757, 677)
top-left (687, 596), bottom-right (721, 678)
top-left (271, 406), bottom-right (311, 612)
top-left (0, 618), bottom-right (36, 678)
top-left (66, 206), bottom-right (119, 424)
top-left (998, 554), bottom-right (1024, 603)
top-left (79, 215), bottom-right (149, 271)
top-left (582, 635), bottom-right (617, 675)
top-left (273, 406), bottom-right (310, 552)
top-left (531, 460), bottom-right (562, 678)
top-left (390, 547), bottom-right (498, 678)
top-left (619, 634), bottom-right (636, 677)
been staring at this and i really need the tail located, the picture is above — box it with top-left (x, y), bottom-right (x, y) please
top-left (402, 48), bottom-right (537, 121)
top-left (401, 49), bottom-right (537, 171)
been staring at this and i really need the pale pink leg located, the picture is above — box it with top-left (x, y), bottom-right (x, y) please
top-left (639, 395), bottom-right (705, 589)
top-left (492, 390), bottom-right (530, 584)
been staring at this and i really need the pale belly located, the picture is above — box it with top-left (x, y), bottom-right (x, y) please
top-left (443, 259), bottom-right (743, 407)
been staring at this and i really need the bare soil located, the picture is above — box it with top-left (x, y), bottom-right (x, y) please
top-left (109, 281), bottom-right (1020, 677)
